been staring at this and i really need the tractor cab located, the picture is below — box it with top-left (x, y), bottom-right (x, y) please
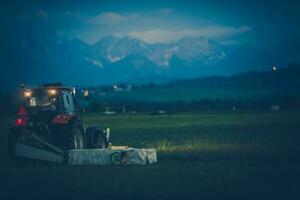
top-left (21, 83), bottom-right (78, 123)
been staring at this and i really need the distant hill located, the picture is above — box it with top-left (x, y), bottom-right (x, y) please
top-left (167, 63), bottom-right (300, 91)
top-left (90, 64), bottom-right (300, 102)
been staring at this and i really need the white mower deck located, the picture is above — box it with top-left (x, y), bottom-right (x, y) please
top-left (14, 142), bottom-right (157, 165)
top-left (68, 148), bottom-right (157, 165)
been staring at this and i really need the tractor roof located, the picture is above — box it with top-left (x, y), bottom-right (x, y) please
top-left (30, 83), bottom-right (72, 91)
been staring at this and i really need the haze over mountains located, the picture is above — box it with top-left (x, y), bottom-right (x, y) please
top-left (0, 30), bottom-right (288, 89)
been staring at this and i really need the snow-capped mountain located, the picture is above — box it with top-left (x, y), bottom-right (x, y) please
top-left (3, 30), bottom-right (234, 88)
top-left (87, 35), bottom-right (226, 69)
top-left (91, 35), bottom-right (151, 65)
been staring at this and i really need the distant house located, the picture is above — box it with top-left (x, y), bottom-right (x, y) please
top-left (151, 110), bottom-right (166, 115)
top-left (104, 110), bottom-right (116, 115)
top-left (270, 104), bottom-right (280, 111)
top-left (113, 85), bottom-right (124, 92)
top-left (113, 84), bottom-right (132, 92)
top-left (104, 106), bottom-right (126, 114)
top-left (157, 110), bottom-right (166, 114)
top-left (104, 107), bottom-right (116, 115)
top-left (126, 85), bottom-right (132, 91)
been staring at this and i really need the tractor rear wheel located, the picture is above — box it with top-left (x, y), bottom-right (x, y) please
top-left (66, 121), bottom-right (85, 150)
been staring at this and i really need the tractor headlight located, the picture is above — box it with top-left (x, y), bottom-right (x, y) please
top-left (48, 89), bottom-right (57, 96)
top-left (24, 90), bottom-right (32, 98)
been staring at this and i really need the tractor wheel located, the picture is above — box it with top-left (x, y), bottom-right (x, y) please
top-left (8, 129), bottom-right (19, 163)
top-left (8, 128), bottom-right (29, 164)
top-left (66, 121), bottom-right (85, 150)
top-left (94, 133), bottom-right (108, 149)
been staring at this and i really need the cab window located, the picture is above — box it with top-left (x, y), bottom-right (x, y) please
top-left (62, 91), bottom-right (76, 114)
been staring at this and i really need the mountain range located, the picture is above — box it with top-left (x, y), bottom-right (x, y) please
top-left (0, 29), bottom-right (282, 89)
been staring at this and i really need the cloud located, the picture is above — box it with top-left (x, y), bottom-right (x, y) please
top-left (88, 12), bottom-right (138, 26)
top-left (155, 8), bottom-right (175, 15)
top-left (87, 9), bottom-right (175, 27)
top-left (129, 26), bottom-right (251, 44)
top-left (88, 12), bottom-right (123, 25)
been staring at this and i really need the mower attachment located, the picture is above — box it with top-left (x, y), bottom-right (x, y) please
top-left (14, 132), bottom-right (65, 163)
top-left (14, 143), bottom-right (64, 163)
top-left (67, 148), bottom-right (157, 165)
top-left (12, 132), bottom-right (157, 165)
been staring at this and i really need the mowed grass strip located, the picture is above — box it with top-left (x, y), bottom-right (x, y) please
top-left (84, 112), bottom-right (300, 131)
top-left (83, 112), bottom-right (300, 162)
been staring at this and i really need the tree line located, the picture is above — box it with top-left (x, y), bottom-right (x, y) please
top-left (87, 94), bottom-right (300, 113)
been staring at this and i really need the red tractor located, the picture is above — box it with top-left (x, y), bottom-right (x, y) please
top-left (8, 83), bottom-right (109, 162)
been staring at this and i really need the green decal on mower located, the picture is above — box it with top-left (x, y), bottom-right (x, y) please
top-left (110, 152), bottom-right (122, 165)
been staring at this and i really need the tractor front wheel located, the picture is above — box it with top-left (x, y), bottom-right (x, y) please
top-left (94, 134), bottom-right (108, 149)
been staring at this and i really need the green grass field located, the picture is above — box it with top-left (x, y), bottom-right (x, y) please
top-left (84, 112), bottom-right (300, 162)
top-left (1, 112), bottom-right (300, 199)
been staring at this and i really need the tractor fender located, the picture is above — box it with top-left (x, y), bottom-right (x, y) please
top-left (52, 114), bottom-right (77, 125)
top-left (85, 127), bottom-right (107, 148)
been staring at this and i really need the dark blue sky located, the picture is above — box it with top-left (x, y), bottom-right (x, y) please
top-left (2, 0), bottom-right (299, 57)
